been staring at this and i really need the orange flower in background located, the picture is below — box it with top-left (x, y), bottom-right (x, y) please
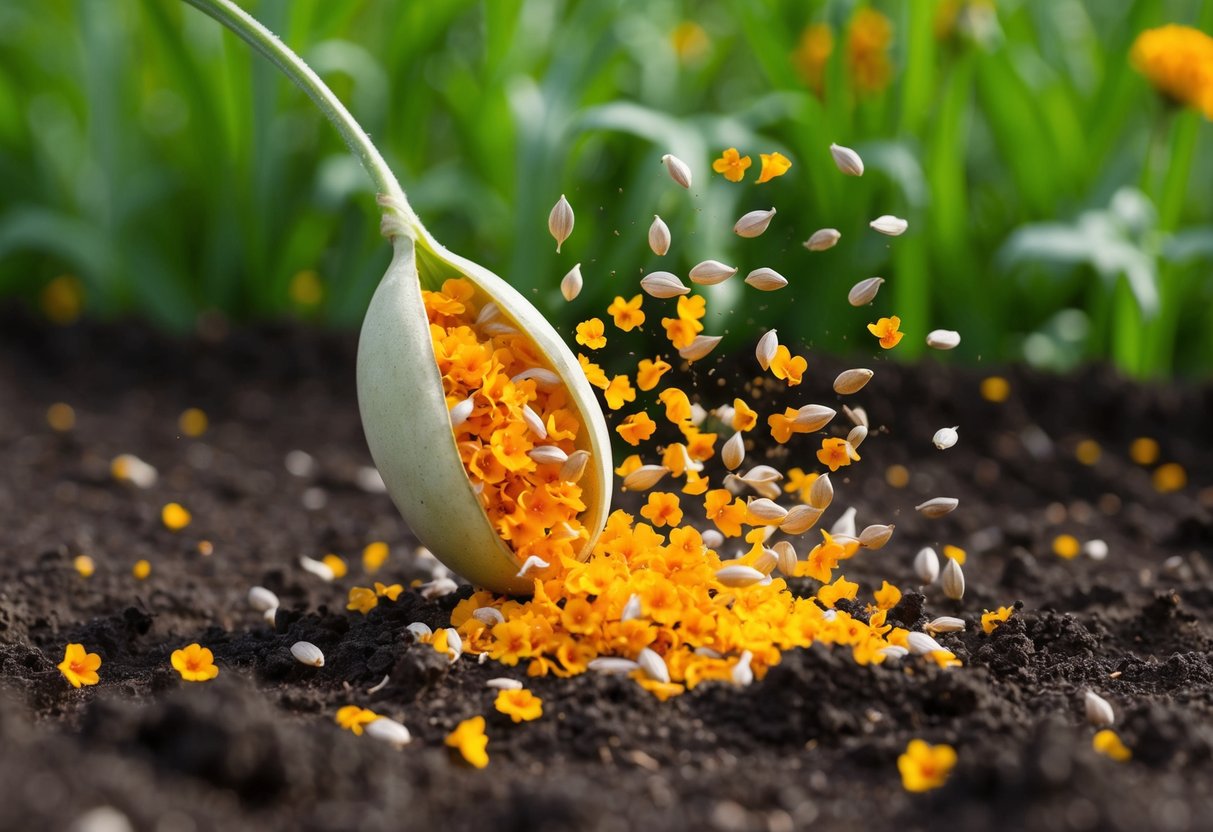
top-left (662, 316), bottom-right (699, 350)
top-left (578, 354), bottom-right (610, 389)
top-left (495, 689), bottom-right (543, 723)
top-left (670, 21), bottom-right (711, 62)
top-left (658, 388), bottom-right (693, 425)
top-left (603, 375), bottom-right (636, 411)
top-left (817, 437), bottom-right (858, 472)
top-left (769, 346), bottom-right (807, 386)
top-left (712, 147), bottom-right (752, 182)
top-left (756, 152), bottom-right (792, 184)
top-left (641, 492), bottom-right (683, 528)
top-left (607, 295), bottom-right (645, 332)
top-left (336, 705), bottom-right (378, 735)
top-left (792, 22), bottom-right (834, 95)
top-left (171, 643), bottom-right (219, 682)
top-left (867, 316), bottom-right (904, 349)
top-left (575, 318), bottom-right (607, 349)
top-left (616, 412), bottom-right (657, 446)
top-left (1130, 25), bottom-right (1213, 118)
top-left (847, 8), bottom-right (894, 94)
top-left (58, 643), bottom-right (102, 688)
top-left (676, 294), bottom-right (706, 322)
top-left (898, 740), bottom-right (957, 791)
top-left (1093, 729), bottom-right (1132, 762)
top-left (446, 716), bottom-right (490, 768)
top-left (636, 357), bottom-right (672, 391)
top-left (731, 398), bottom-right (758, 432)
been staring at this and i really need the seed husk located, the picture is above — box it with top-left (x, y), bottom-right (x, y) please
top-left (365, 717), bottom-right (412, 749)
top-left (560, 263), bottom-right (583, 301)
top-left (847, 277), bottom-right (885, 307)
top-left (623, 465), bottom-right (671, 491)
top-left (689, 260), bottom-right (738, 285)
top-left (880, 645), bottom-right (910, 660)
top-left (648, 215), bottom-right (671, 256)
top-left (290, 641), bottom-right (325, 667)
top-left (733, 207), bottom-right (776, 238)
top-left (926, 329), bottom-right (961, 350)
top-left (933, 426), bottom-right (959, 450)
top-left (795, 404), bottom-right (836, 433)
top-left (639, 270), bottom-right (691, 299)
top-left (906, 631), bottom-right (945, 655)
top-left (527, 445), bottom-right (569, 466)
top-left (661, 153), bottom-right (693, 189)
top-left (829, 143), bottom-right (864, 176)
top-left (833, 368), bottom-right (874, 395)
top-left (679, 335), bottom-right (722, 362)
top-left (420, 577), bottom-right (458, 599)
top-left (1084, 690), bottom-right (1115, 727)
top-left (746, 498), bottom-right (788, 524)
top-left (916, 497), bottom-right (959, 518)
top-left (637, 647), bottom-right (670, 683)
top-left (744, 267), bottom-right (788, 291)
top-left (715, 564), bottom-right (767, 588)
top-left (858, 523), bottom-right (895, 549)
top-left (548, 194), bottom-right (574, 252)
top-left (808, 473), bottom-right (834, 510)
top-left (248, 586), bottom-right (279, 612)
top-left (487, 677), bottom-right (523, 691)
top-left (756, 330), bottom-right (779, 370)
top-left (560, 450), bottom-right (591, 482)
top-left (589, 657), bottom-right (642, 675)
top-left (739, 465), bottom-right (783, 484)
top-left (847, 425), bottom-right (868, 449)
top-left (925, 616), bottom-right (966, 635)
top-left (914, 546), bottom-right (940, 584)
top-left (804, 228), bottom-right (841, 251)
top-left (941, 557), bottom-right (965, 600)
top-left (780, 504), bottom-right (823, 535)
top-left (722, 431), bottom-right (746, 471)
top-left (773, 541), bottom-right (798, 575)
top-left (869, 214), bottom-right (908, 236)
top-left (829, 506), bottom-right (858, 539)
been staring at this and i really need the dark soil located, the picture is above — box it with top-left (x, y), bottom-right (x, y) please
top-left (1, 312), bottom-right (1211, 832)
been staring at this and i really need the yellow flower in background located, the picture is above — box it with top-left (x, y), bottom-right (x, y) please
top-left (161, 502), bottom-right (191, 531)
top-left (362, 541), bottom-right (390, 573)
top-left (792, 22), bottom-right (834, 95)
top-left (178, 408), bottom-right (208, 438)
top-left (171, 643), bottom-right (219, 682)
top-left (446, 716), bottom-right (490, 768)
top-left (336, 705), bottom-right (378, 735)
top-left (670, 21), bottom-right (710, 62)
top-left (1130, 25), bottom-right (1213, 119)
top-left (494, 689), bottom-right (544, 723)
top-left (132, 559), bottom-right (151, 580)
top-left (1093, 729), bottom-right (1132, 762)
top-left (898, 739), bottom-right (957, 792)
top-left (40, 275), bottom-right (84, 325)
top-left (289, 269), bottom-right (324, 307)
top-left (756, 152), bottom-right (792, 184)
top-left (322, 554), bottom-right (348, 579)
top-left (981, 606), bottom-right (1013, 634)
top-left (712, 148), bottom-right (752, 182)
top-left (58, 643), bottom-right (102, 688)
top-left (847, 8), bottom-right (894, 95)
top-left (575, 318), bottom-right (607, 349)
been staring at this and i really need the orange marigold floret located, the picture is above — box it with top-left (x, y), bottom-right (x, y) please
top-left (756, 152), bottom-right (792, 184)
top-left (604, 375), bottom-right (637, 411)
top-left (607, 295), bottom-right (645, 332)
top-left (617, 412), bottom-right (658, 446)
top-left (578, 354), bottom-right (610, 389)
top-left (494, 688), bottom-right (544, 722)
top-left (712, 148), bottom-right (752, 182)
top-left (636, 357), bottom-right (672, 391)
top-left (867, 316), bottom-right (904, 349)
top-left (575, 318), bottom-right (607, 349)
top-left (817, 437), bottom-right (858, 472)
top-left (640, 492), bottom-right (683, 528)
top-left (769, 346), bottom-right (806, 386)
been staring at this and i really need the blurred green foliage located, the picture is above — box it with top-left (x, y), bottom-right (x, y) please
top-left (1, 0), bottom-right (1211, 376)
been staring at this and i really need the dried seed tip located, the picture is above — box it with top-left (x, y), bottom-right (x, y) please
top-left (746, 498), bottom-right (788, 523)
top-left (925, 616), bottom-right (966, 635)
top-left (365, 716), bottom-right (412, 749)
top-left (833, 368), bottom-right (874, 395)
top-left (795, 405), bottom-right (837, 433)
top-left (847, 277), bottom-right (885, 307)
top-left (622, 465), bottom-right (671, 491)
top-left (755, 330), bottom-right (779, 371)
top-left (661, 153), bottom-right (693, 189)
top-left (780, 504), bottom-right (823, 536)
top-left (1084, 690), bottom-right (1115, 728)
top-left (847, 425), bottom-right (868, 449)
top-left (804, 228), bottom-right (842, 252)
top-left (559, 450), bottom-right (591, 482)
top-left (808, 473), bottom-right (834, 510)
top-left (843, 405), bottom-right (869, 429)
top-left (916, 497), bottom-right (959, 518)
top-left (449, 397), bottom-right (474, 428)
top-left (621, 593), bottom-right (642, 621)
top-left (487, 677), bottom-right (523, 691)
top-left (290, 641), bottom-right (324, 668)
top-left (522, 404), bottom-right (547, 439)
top-left (925, 329), bottom-right (961, 350)
top-left (637, 647), bottom-right (670, 683)
top-left (858, 524), bottom-right (895, 549)
top-left (639, 270), bottom-right (691, 299)
top-left (941, 557), bottom-right (965, 600)
top-left (560, 263), bottom-right (583, 302)
top-left (829, 506), bottom-right (858, 539)
top-left (915, 547), bottom-right (940, 584)
top-left (248, 586), bottom-right (280, 612)
top-left (472, 607), bottom-right (506, 626)
top-left (906, 631), bottom-right (945, 656)
top-left (679, 334), bottom-right (722, 362)
top-left (648, 215), bottom-right (671, 256)
top-left (405, 622), bottom-right (433, 640)
top-left (933, 426), bottom-right (959, 450)
top-left (689, 259), bottom-right (738, 285)
top-left (1083, 539), bottom-right (1109, 561)
top-left (702, 529), bottom-right (725, 549)
top-left (722, 431), bottom-right (746, 471)
top-left (548, 194), bottom-right (574, 252)
top-left (715, 564), bottom-right (767, 588)
top-left (527, 445), bottom-right (569, 466)
top-left (869, 214), bottom-right (908, 236)
top-left (744, 267), bottom-right (789, 292)
top-left (731, 650), bottom-right (755, 686)
top-left (733, 207), bottom-right (777, 238)
top-left (829, 143), bottom-right (864, 176)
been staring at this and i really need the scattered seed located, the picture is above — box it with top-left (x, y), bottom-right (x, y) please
top-left (111, 453), bottom-right (158, 488)
top-left (678, 334), bottom-right (722, 362)
top-left (442, 628), bottom-right (463, 662)
top-left (248, 586), bottom-right (279, 612)
top-left (780, 504), bottom-right (823, 535)
top-left (858, 524), bottom-right (895, 549)
top-left (715, 564), bottom-right (767, 588)
top-left (702, 529), bottom-right (725, 549)
top-left (731, 650), bottom-right (755, 686)
top-left (623, 465), bottom-right (671, 491)
top-left (649, 215), bottom-right (671, 256)
top-left (420, 577), bottom-right (459, 599)
top-left (521, 404), bottom-right (547, 439)
top-left (773, 541), bottom-right (798, 575)
top-left (746, 498), bottom-right (788, 523)
top-left (449, 397), bottom-right (474, 428)
top-left (833, 368), bottom-right (874, 395)
top-left (512, 367), bottom-right (561, 388)
top-left (487, 677), bottom-right (523, 691)
top-left (744, 267), bottom-right (788, 291)
top-left (916, 497), bottom-right (959, 518)
top-left (1084, 690), bottom-right (1115, 727)
top-left (589, 657), bottom-right (642, 675)
top-left (516, 555), bottom-right (550, 577)
top-left (804, 228), bottom-right (842, 251)
top-left (621, 593), bottom-right (642, 621)
top-left (829, 143), bottom-right (864, 176)
top-left (476, 301), bottom-right (502, 324)
top-left (932, 426), bottom-right (959, 450)
top-left (472, 607), bottom-right (506, 626)
top-left (752, 547), bottom-right (778, 575)
top-left (829, 506), bottom-right (858, 539)
top-left (880, 645), bottom-right (910, 660)
top-left (915, 547), bottom-right (940, 584)
top-left (661, 153), bottom-right (693, 189)
top-left (560, 263), bottom-right (583, 301)
top-left (290, 641), bottom-right (324, 667)
top-left (869, 215), bottom-right (908, 236)
top-left (560, 450), bottom-right (591, 483)
top-left (1083, 539), bottom-right (1109, 561)
top-left (365, 716), bottom-right (412, 749)
top-left (637, 647), bottom-right (670, 683)
top-left (795, 405), bottom-right (837, 433)
top-left (548, 194), bottom-right (574, 252)
top-left (722, 431), bottom-right (745, 471)
top-left (941, 557), bottom-right (965, 600)
top-left (733, 207), bottom-right (777, 238)
top-left (755, 330), bottom-right (779, 370)
top-left (689, 260), bottom-right (738, 285)
top-left (926, 329), bottom-right (961, 350)
top-left (847, 277), bottom-right (885, 307)
top-left (739, 465), bottom-right (783, 484)
top-left (527, 445), bottom-right (569, 466)
top-left (808, 473), bottom-right (834, 510)
top-left (639, 270), bottom-right (691, 298)
top-left (843, 405), bottom-right (869, 429)
top-left (925, 616), bottom-right (966, 635)
top-left (906, 631), bottom-right (944, 656)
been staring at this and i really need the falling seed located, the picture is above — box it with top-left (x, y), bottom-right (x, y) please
top-left (299, 556), bottom-right (336, 582)
top-left (744, 267), bottom-right (788, 291)
top-left (780, 505), bottom-right (823, 535)
top-left (639, 270), bottom-right (691, 299)
top-left (733, 207), bottom-right (777, 238)
top-left (715, 565), bottom-right (767, 588)
top-left (365, 717), bottom-right (412, 749)
top-left (248, 586), bottom-right (279, 612)
top-left (516, 555), bottom-right (550, 577)
top-left (858, 524), bottom-right (895, 549)
top-left (560, 263), bottom-right (583, 301)
top-left (933, 426), bottom-right (959, 450)
top-left (906, 631), bottom-right (945, 656)
top-left (773, 541), bottom-right (798, 575)
top-left (754, 330), bottom-right (779, 371)
top-left (739, 465), bottom-right (783, 484)
top-left (829, 506), bottom-right (858, 539)
top-left (843, 405), bottom-right (869, 429)
top-left (915, 546), bottom-right (940, 584)
top-left (623, 465), bottom-right (671, 491)
top-left (795, 405), bottom-right (837, 433)
top-left (829, 143), bottom-right (864, 176)
top-left (722, 431), bottom-right (746, 471)
top-left (1083, 539), bottom-right (1109, 561)
top-left (925, 616), bottom-right (966, 635)
top-left (702, 529), bottom-right (725, 549)
top-left (548, 194), bottom-right (574, 252)
top-left (689, 260), bottom-right (738, 285)
top-left (926, 329), bottom-right (961, 350)
top-left (290, 641), bottom-right (325, 667)
top-left (560, 450), bottom-right (591, 483)
top-left (731, 650), bottom-right (755, 686)
top-left (637, 647), bottom-right (670, 683)
top-left (527, 445), bottom-right (569, 466)
top-left (808, 473), bottom-right (834, 510)
top-left (648, 215), bottom-right (671, 256)
top-left (405, 622), bottom-right (433, 640)
top-left (111, 454), bottom-right (158, 488)
top-left (869, 215), bottom-right (908, 236)
top-left (1084, 690), bottom-right (1115, 728)
top-left (746, 498), bottom-right (788, 523)
top-left (847, 425), bottom-right (868, 449)
top-left (661, 153), bottom-right (693, 189)
top-left (916, 497), bottom-right (959, 518)
top-left (487, 677), bottom-right (523, 691)
top-left (847, 277), bottom-right (885, 307)
top-left (589, 657), bottom-right (642, 675)
top-left (941, 557), bottom-right (965, 600)
top-left (521, 405), bottom-right (547, 439)
top-left (679, 334), bottom-right (722, 362)
top-left (804, 228), bottom-right (842, 251)
top-left (472, 607), bottom-right (506, 626)
top-left (833, 368), bottom-right (874, 395)
top-left (449, 397), bottom-right (474, 428)
top-left (621, 594), bottom-right (642, 622)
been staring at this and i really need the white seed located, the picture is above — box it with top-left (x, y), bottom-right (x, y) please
top-left (637, 647), bottom-right (670, 684)
top-left (859, 524), bottom-right (895, 549)
top-left (925, 329), bottom-right (961, 350)
top-left (739, 465), bottom-right (783, 484)
top-left (829, 143), bottom-right (864, 176)
top-left (248, 586), bottom-right (279, 612)
top-left (780, 505), bottom-right (823, 536)
top-left (755, 330), bottom-right (779, 370)
top-left (487, 677), bottom-right (523, 691)
top-left (527, 445), bottom-right (569, 466)
top-left (560, 263), bottom-right (583, 301)
top-left (472, 607), bottom-right (505, 626)
top-left (915, 547), bottom-right (940, 584)
top-left (290, 641), bottom-right (324, 667)
top-left (551, 522), bottom-right (580, 541)
top-left (941, 557), bottom-right (965, 600)
top-left (833, 368), bottom-right (874, 395)
top-left (795, 405), bottom-right (837, 433)
top-left (548, 194), bottom-right (574, 252)
top-left (715, 565), bottom-right (766, 588)
top-left (111, 453), bottom-right (158, 488)
top-left (560, 450), bottom-right (591, 483)
top-left (621, 593), bottom-right (642, 622)
top-left (752, 548), bottom-right (778, 575)
top-left (731, 650), bottom-right (755, 686)
top-left (843, 405), bottom-right (869, 428)
top-left (804, 228), bottom-right (842, 251)
top-left (1084, 690), bottom-right (1115, 728)
top-left (589, 657), bottom-right (641, 675)
top-left (679, 335), bottom-right (722, 362)
top-left (702, 529), bottom-right (725, 549)
top-left (925, 616), bottom-right (966, 635)
top-left (420, 577), bottom-right (459, 599)
top-left (722, 431), bottom-right (746, 471)
top-left (847, 425), bottom-right (868, 449)
top-left (405, 622), bottom-right (432, 640)
top-left (449, 397), bottom-right (474, 428)
top-left (808, 473), bottom-right (834, 510)
top-left (916, 497), bottom-right (959, 518)
top-left (907, 632), bottom-right (945, 655)
top-left (512, 367), bottom-right (561, 388)
top-left (773, 542), bottom-right (798, 576)
top-left (661, 153), bottom-right (693, 189)
top-left (713, 404), bottom-right (736, 426)
top-left (367, 675), bottom-right (390, 694)
top-left (479, 321), bottom-right (518, 337)
top-left (1083, 539), bottom-right (1109, 561)
top-left (263, 607), bottom-right (278, 626)
top-left (847, 277), bottom-right (885, 307)
top-left (299, 556), bottom-right (335, 582)
top-left (829, 506), bottom-right (858, 539)
top-left (870, 215), bottom-right (908, 236)
top-left (689, 260), bottom-right (737, 285)
top-left (442, 628), bottom-right (463, 662)
top-left (476, 301), bottom-right (502, 325)
top-left (639, 270), bottom-right (691, 299)
top-left (365, 716), bottom-right (412, 749)
top-left (284, 450), bottom-right (316, 478)
top-left (522, 404), bottom-right (547, 439)
top-left (744, 267), bottom-right (788, 291)
top-left (694, 647), bottom-right (724, 659)
top-left (516, 555), bottom-right (551, 578)
top-left (690, 404), bottom-right (707, 426)
top-left (747, 498), bottom-right (788, 523)
top-left (623, 465), bottom-right (671, 491)
top-left (880, 645), bottom-right (910, 660)
top-left (933, 426), bottom-right (959, 450)
top-left (733, 207), bottom-right (776, 238)
top-left (648, 215), bottom-right (671, 256)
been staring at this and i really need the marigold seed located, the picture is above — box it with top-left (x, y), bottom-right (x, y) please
top-left (702, 529), bottom-right (725, 549)
top-left (405, 622), bottom-right (432, 640)
top-left (773, 541), bottom-right (798, 575)
top-left (915, 547), bottom-right (940, 584)
top-left (516, 556), bottom-right (550, 577)
top-left (487, 677), bottom-right (523, 691)
top-left (808, 473), bottom-right (834, 510)
top-left (639, 270), bottom-right (691, 299)
top-left (747, 498), bottom-right (788, 523)
top-left (248, 586), bottom-right (279, 612)
top-left (829, 506), bottom-right (858, 539)
top-left (637, 647), bottom-right (670, 683)
top-left (621, 593), bottom-right (642, 621)
top-left (906, 631), bottom-right (944, 655)
top-left (527, 445), bottom-right (569, 466)
top-left (833, 368), bottom-right (874, 395)
top-left (843, 405), bottom-right (869, 428)
top-left (752, 548), bottom-right (778, 575)
top-left (715, 565), bottom-right (766, 588)
top-left (511, 367), bottom-right (561, 388)
top-left (804, 228), bottom-right (842, 251)
top-left (476, 301), bottom-right (501, 324)
top-left (443, 628), bottom-right (463, 662)
top-left (472, 607), bottom-right (506, 626)
top-left (847, 276), bottom-right (885, 307)
top-left (941, 557), bottom-right (965, 600)
top-left (689, 259), bottom-right (738, 285)
top-left (925, 616), bottom-right (966, 635)
top-left (780, 504), bottom-right (823, 535)
top-left (733, 207), bottom-right (777, 238)
top-left (847, 425), bottom-right (868, 449)
top-left (859, 523), bottom-right (895, 549)
top-left (623, 465), bottom-right (671, 491)
top-left (744, 267), bottom-right (788, 291)
top-left (589, 657), bottom-right (642, 675)
top-left (870, 214), bottom-right (908, 236)
top-left (795, 405), bottom-right (836, 433)
top-left (290, 641), bottom-right (324, 667)
top-left (933, 426), bottom-right (959, 450)
top-left (365, 716), bottom-right (412, 749)
top-left (661, 153), bottom-right (693, 189)
top-left (548, 194), bottom-right (574, 252)
top-left (916, 497), bottom-right (959, 518)
top-left (880, 645), bottom-right (910, 660)
top-left (829, 143), bottom-right (864, 176)
top-left (479, 321), bottom-right (518, 336)
top-left (299, 556), bottom-right (336, 582)
top-left (449, 397), bottom-right (474, 428)
top-left (926, 329), bottom-right (961, 350)
top-left (648, 215), bottom-right (671, 256)
top-left (731, 650), bottom-right (755, 686)
top-left (722, 431), bottom-right (746, 471)
top-left (679, 335), bottom-right (722, 362)
top-left (560, 263), bottom-right (583, 301)
top-left (420, 577), bottom-right (458, 599)
top-left (560, 449), bottom-right (591, 483)
top-left (1085, 690), bottom-right (1115, 727)
top-left (522, 404), bottom-right (547, 439)
top-left (1083, 539), bottom-right (1109, 561)
top-left (111, 453), bottom-right (158, 488)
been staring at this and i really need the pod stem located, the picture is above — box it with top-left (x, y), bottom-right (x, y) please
top-left (181, 0), bottom-right (421, 237)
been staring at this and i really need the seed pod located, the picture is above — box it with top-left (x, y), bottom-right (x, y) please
top-left (1084, 690), bottom-right (1115, 728)
top-left (679, 335), bottom-right (722, 362)
top-left (829, 506), bottom-right (857, 539)
top-left (560, 263), bottom-right (583, 301)
top-left (933, 426), bottom-right (959, 450)
top-left (859, 524), bottom-right (895, 549)
top-left (623, 465), bottom-right (671, 491)
top-left (448, 397), bottom-right (474, 428)
top-left (843, 405), bottom-right (869, 428)
top-left (795, 405), bottom-right (836, 433)
top-left (747, 498), bottom-right (788, 524)
top-left (527, 445), bottom-right (569, 466)
top-left (715, 565), bottom-right (766, 588)
top-left (870, 215), bottom-right (908, 236)
top-left (621, 593), bottom-right (642, 621)
top-left (689, 260), bottom-right (737, 285)
top-left (808, 473), bottom-right (834, 510)
top-left (906, 631), bottom-right (945, 656)
top-left (248, 586), bottom-right (279, 612)
top-left (833, 368), bottom-right (874, 395)
top-left (640, 271), bottom-right (691, 299)
top-left (926, 329), bottom-right (961, 350)
top-left (733, 207), bottom-right (776, 238)
top-left (915, 547), bottom-right (940, 584)
top-left (290, 641), bottom-right (325, 667)
top-left (648, 215), bottom-right (671, 256)
top-left (637, 647), bottom-right (670, 683)
top-left (560, 449), bottom-right (591, 483)
top-left (722, 431), bottom-right (746, 471)
top-left (755, 330), bottom-right (779, 370)
top-left (925, 616), bottom-right (966, 635)
top-left (804, 228), bottom-right (841, 251)
top-left (941, 557), bottom-right (965, 600)
top-left (752, 548), bottom-right (778, 575)
top-left (829, 143), bottom-right (864, 176)
top-left (847, 277), bottom-right (885, 307)
top-left (702, 529), bottom-right (725, 549)
top-left (405, 622), bottom-right (433, 640)
top-left (731, 650), bottom-right (755, 686)
top-left (661, 153), bottom-right (693, 189)
top-left (916, 497), bottom-right (959, 518)
top-left (487, 677), bottom-right (523, 691)
top-left (548, 195), bottom-right (574, 252)
top-left (780, 504), bottom-right (823, 535)
top-left (744, 267), bottom-right (788, 291)
top-left (365, 717), bottom-right (412, 749)
top-left (472, 607), bottom-right (506, 626)
top-left (847, 425), bottom-right (868, 449)
top-left (773, 541), bottom-right (798, 575)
